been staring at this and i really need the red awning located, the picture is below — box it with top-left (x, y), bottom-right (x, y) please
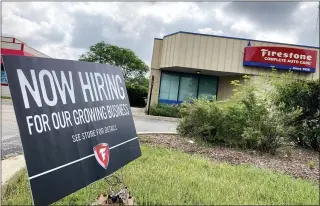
top-left (1, 48), bottom-right (33, 64)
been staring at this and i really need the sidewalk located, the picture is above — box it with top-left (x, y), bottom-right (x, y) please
top-left (1, 155), bottom-right (25, 185)
top-left (131, 107), bottom-right (179, 122)
top-left (1, 99), bottom-right (13, 105)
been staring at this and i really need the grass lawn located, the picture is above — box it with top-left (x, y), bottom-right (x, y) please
top-left (1, 96), bottom-right (11, 99)
top-left (2, 145), bottom-right (319, 205)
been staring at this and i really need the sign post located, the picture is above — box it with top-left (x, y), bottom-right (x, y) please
top-left (2, 55), bottom-right (141, 206)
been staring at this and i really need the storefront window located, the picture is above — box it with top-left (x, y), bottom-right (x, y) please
top-left (198, 76), bottom-right (218, 100)
top-left (159, 73), bottom-right (179, 104)
top-left (1, 63), bottom-right (8, 85)
top-left (178, 75), bottom-right (198, 102)
top-left (158, 71), bottom-right (219, 104)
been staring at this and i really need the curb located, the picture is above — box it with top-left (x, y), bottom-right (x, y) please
top-left (137, 132), bottom-right (178, 135)
top-left (1, 101), bottom-right (13, 105)
top-left (132, 114), bottom-right (179, 122)
top-left (1, 155), bottom-right (26, 186)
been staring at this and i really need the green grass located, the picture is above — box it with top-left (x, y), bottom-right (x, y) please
top-left (1, 96), bottom-right (11, 99)
top-left (2, 145), bottom-right (319, 205)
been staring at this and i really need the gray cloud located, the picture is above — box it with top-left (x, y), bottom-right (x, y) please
top-left (71, 13), bottom-right (110, 49)
top-left (223, 2), bottom-right (300, 28)
top-left (2, 2), bottom-right (319, 66)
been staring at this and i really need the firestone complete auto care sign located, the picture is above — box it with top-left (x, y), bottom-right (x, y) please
top-left (243, 46), bottom-right (318, 73)
top-left (2, 55), bottom-right (141, 206)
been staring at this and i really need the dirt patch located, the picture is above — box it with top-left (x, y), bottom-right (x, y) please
top-left (139, 134), bottom-right (319, 183)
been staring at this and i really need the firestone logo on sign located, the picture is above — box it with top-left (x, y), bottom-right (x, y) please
top-left (243, 46), bottom-right (318, 73)
top-left (93, 143), bottom-right (110, 169)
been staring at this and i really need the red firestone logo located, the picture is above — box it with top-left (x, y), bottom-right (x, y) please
top-left (93, 143), bottom-right (110, 169)
top-left (260, 48), bottom-right (312, 61)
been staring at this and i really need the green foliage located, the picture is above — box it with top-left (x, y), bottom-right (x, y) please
top-left (1, 96), bottom-right (11, 99)
top-left (149, 104), bottom-right (180, 118)
top-left (272, 76), bottom-right (320, 151)
top-left (79, 41), bottom-right (148, 80)
top-left (178, 98), bottom-right (225, 143)
top-left (79, 41), bottom-right (150, 107)
top-left (307, 160), bottom-right (315, 170)
top-left (3, 146), bottom-right (319, 205)
top-left (126, 76), bottom-right (149, 107)
top-left (178, 71), bottom-right (302, 153)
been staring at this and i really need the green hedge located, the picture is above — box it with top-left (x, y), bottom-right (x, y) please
top-left (126, 85), bottom-right (147, 108)
top-left (148, 104), bottom-right (180, 118)
top-left (273, 78), bottom-right (320, 151)
top-left (126, 79), bottom-right (148, 108)
top-left (178, 72), bottom-right (304, 154)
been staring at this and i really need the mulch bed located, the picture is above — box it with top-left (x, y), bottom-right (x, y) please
top-left (139, 134), bottom-right (319, 183)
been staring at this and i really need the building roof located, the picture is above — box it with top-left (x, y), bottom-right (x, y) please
top-left (157, 31), bottom-right (320, 49)
top-left (1, 35), bottom-right (50, 58)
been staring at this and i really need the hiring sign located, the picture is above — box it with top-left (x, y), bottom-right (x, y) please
top-left (2, 55), bottom-right (141, 206)
top-left (243, 46), bottom-right (318, 73)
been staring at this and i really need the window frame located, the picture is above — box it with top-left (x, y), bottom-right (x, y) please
top-left (158, 72), bottom-right (180, 103)
top-left (158, 70), bottom-right (219, 104)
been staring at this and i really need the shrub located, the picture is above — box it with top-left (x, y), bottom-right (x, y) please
top-left (178, 72), bottom-right (301, 154)
top-left (224, 76), bottom-right (299, 153)
top-left (149, 104), bottom-right (180, 118)
top-left (272, 75), bottom-right (320, 151)
top-left (126, 80), bottom-right (148, 108)
top-left (178, 98), bottom-right (225, 143)
top-left (307, 160), bottom-right (315, 170)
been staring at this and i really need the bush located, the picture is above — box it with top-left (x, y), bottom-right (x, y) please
top-left (149, 104), bottom-right (180, 118)
top-left (126, 84), bottom-right (147, 108)
top-left (272, 76), bottom-right (320, 151)
top-left (126, 78), bottom-right (148, 108)
top-left (178, 73), bottom-right (301, 154)
top-left (178, 98), bottom-right (225, 143)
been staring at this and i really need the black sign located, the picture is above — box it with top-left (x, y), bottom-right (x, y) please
top-left (2, 55), bottom-right (141, 206)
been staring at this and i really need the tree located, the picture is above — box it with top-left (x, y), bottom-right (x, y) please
top-left (79, 41), bottom-right (149, 80)
top-left (79, 41), bottom-right (150, 107)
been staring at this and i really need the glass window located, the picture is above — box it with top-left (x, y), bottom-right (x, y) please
top-left (178, 75), bottom-right (198, 102)
top-left (159, 73), bottom-right (179, 103)
top-left (158, 71), bottom-right (219, 104)
top-left (1, 64), bottom-right (8, 84)
top-left (198, 76), bottom-right (218, 100)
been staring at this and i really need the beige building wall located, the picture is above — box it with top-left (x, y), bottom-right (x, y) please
top-left (147, 32), bottom-right (320, 106)
top-left (1, 42), bottom-right (23, 50)
top-left (159, 32), bottom-right (319, 80)
top-left (217, 75), bottom-right (243, 101)
top-left (146, 39), bottom-right (163, 108)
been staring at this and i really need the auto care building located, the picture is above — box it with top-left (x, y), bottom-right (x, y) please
top-left (147, 31), bottom-right (319, 106)
top-left (1, 36), bottom-right (50, 97)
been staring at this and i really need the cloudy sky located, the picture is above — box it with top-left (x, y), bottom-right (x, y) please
top-left (2, 2), bottom-right (319, 66)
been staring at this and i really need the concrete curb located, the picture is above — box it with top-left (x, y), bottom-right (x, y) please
top-left (1, 155), bottom-right (26, 186)
top-left (1, 101), bottom-right (13, 105)
top-left (133, 114), bottom-right (179, 122)
top-left (137, 132), bottom-right (178, 135)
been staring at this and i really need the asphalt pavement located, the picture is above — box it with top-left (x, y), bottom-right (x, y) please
top-left (1, 103), bottom-right (178, 159)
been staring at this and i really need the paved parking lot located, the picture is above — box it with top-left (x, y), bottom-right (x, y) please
top-left (1, 103), bottom-right (178, 159)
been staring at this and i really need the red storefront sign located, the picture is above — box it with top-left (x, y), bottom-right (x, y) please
top-left (1, 48), bottom-right (34, 86)
top-left (1, 48), bottom-right (33, 64)
top-left (243, 46), bottom-right (318, 73)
